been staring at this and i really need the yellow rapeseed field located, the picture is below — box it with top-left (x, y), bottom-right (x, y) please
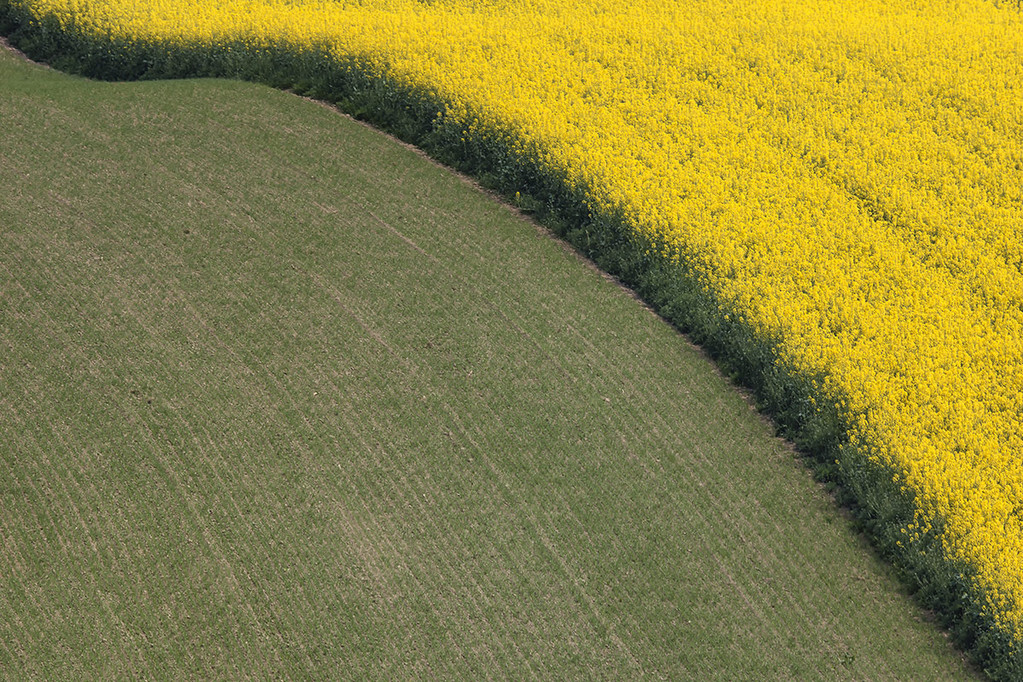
top-left (9, 0), bottom-right (1023, 646)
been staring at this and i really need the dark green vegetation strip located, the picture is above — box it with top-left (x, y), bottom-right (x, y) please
top-left (0, 47), bottom-right (979, 679)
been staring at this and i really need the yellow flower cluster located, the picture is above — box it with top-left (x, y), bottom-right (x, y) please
top-left (11, 0), bottom-right (1023, 640)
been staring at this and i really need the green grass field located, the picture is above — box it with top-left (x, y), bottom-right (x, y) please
top-left (0, 43), bottom-right (982, 679)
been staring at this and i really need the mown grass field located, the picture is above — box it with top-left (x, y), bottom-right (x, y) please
top-left (0, 44), bottom-right (981, 679)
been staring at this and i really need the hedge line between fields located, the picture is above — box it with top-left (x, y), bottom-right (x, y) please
top-left (2, 4), bottom-right (1019, 677)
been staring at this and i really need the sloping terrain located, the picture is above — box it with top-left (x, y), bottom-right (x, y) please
top-left (0, 45), bottom-right (977, 679)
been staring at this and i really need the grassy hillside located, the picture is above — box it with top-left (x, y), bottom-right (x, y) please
top-left (0, 44), bottom-right (979, 679)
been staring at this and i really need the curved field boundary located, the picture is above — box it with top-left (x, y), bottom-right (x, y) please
top-left (1, 1), bottom-right (1021, 677)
